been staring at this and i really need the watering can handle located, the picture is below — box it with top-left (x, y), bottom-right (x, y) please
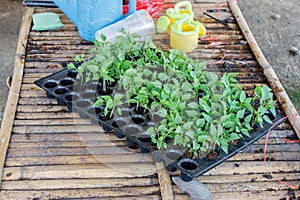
top-left (174, 16), bottom-right (191, 32)
top-left (174, 1), bottom-right (192, 13)
top-left (128, 0), bottom-right (137, 14)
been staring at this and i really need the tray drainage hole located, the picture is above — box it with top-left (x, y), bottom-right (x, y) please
top-left (166, 150), bottom-right (182, 161)
top-left (64, 92), bottom-right (80, 102)
top-left (67, 69), bottom-right (78, 78)
top-left (132, 115), bottom-right (146, 125)
top-left (112, 118), bottom-right (127, 128)
top-left (75, 99), bottom-right (92, 109)
top-left (43, 80), bottom-right (58, 89)
top-left (54, 87), bottom-right (68, 95)
top-left (180, 159), bottom-right (198, 171)
top-left (60, 78), bottom-right (75, 86)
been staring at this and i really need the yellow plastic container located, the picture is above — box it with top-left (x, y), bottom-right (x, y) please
top-left (170, 17), bottom-right (199, 53)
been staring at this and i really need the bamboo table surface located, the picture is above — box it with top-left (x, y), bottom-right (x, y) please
top-left (0, 0), bottom-right (300, 199)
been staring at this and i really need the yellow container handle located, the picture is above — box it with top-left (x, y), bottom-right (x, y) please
top-left (166, 1), bottom-right (194, 20)
top-left (171, 16), bottom-right (199, 36)
top-left (174, 1), bottom-right (193, 13)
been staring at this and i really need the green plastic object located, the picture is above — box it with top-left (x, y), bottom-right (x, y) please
top-left (171, 17), bottom-right (199, 36)
top-left (166, 1), bottom-right (194, 21)
top-left (32, 12), bottom-right (64, 31)
top-left (156, 16), bottom-right (170, 33)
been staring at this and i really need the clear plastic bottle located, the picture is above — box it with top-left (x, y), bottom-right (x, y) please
top-left (95, 10), bottom-right (155, 43)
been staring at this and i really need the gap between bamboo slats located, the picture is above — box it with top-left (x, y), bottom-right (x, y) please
top-left (172, 189), bottom-right (300, 200)
top-left (15, 112), bottom-right (77, 120)
top-left (4, 154), bottom-right (153, 167)
top-left (172, 180), bottom-right (300, 194)
top-left (25, 62), bottom-right (64, 69)
top-left (12, 124), bottom-right (109, 134)
top-left (1, 177), bottom-right (159, 190)
top-left (4, 151), bottom-right (300, 168)
top-left (0, 187), bottom-right (160, 199)
top-left (6, 146), bottom-right (141, 157)
top-left (211, 190), bottom-right (300, 200)
top-left (3, 161), bottom-right (300, 181)
top-left (25, 42), bottom-right (251, 51)
top-left (25, 47), bottom-right (251, 56)
top-left (197, 172), bottom-right (300, 184)
top-left (13, 118), bottom-right (91, 125)
top-left (17, 97), bottom-right (68, 106)
top-left (2, 163), bottom-right (157, 181)
top-left (7, 140), bottom-right (127, 148)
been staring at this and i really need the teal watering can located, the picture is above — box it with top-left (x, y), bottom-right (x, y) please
top-left (53, 0), bottom-right (137, 41)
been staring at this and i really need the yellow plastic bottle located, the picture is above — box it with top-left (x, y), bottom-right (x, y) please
top-left (170, 17), bottom-right (200, 53)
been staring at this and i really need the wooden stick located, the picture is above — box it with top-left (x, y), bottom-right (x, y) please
top-left (156, 162), bottom-right (174, 200)
top-left (228, 0), bottom-right (300, 138)
top-left (0, 8), bottom-right (34, 184)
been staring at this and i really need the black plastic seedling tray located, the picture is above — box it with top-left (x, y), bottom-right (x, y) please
top-left (35, 68), bottom-right (285, 181)
top-left (154, 114), bottom-right (284, 181)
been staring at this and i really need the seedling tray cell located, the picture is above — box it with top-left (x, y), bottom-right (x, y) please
top-left (35, 68), bottom-right (285, 180)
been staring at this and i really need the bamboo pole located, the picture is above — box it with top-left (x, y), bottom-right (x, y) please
top-left (156, 162), bottom-right (174, 200)
top-left (0, 8), bottom-right (34, 184)
top-left (228, 0), bottom-right (300, 138)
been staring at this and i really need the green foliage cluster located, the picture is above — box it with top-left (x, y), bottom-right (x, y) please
top-left (68, 32), bottom-right (276, 157)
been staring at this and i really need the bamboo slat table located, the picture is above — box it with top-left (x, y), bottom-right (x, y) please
top-left (1, 0), bottom-right (300, 199)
